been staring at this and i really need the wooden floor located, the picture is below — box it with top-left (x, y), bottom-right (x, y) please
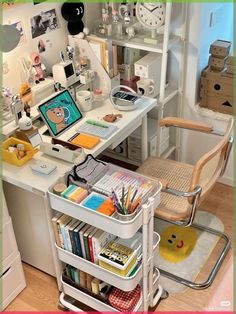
top-left (5, 183), bottom-right (233, 312)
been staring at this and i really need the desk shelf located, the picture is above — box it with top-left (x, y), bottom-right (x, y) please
top-left (56, 245), bottom-right (142, 292)
top-left (60, 278), bottom-right (143, 312)
top-left (56, 231), bottom-right (159, 292)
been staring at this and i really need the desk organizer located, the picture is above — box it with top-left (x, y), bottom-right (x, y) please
top-left (2, 137), bottom-right (37, 166)
top-left (48, 161), bottom-right (163, 311)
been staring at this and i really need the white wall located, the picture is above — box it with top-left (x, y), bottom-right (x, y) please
top-left (2, 2), bottom-right (101, 95)
top-left (2, 1), bottom-right (68, 94)
top-left (181, 2), bottom-right (234, 186)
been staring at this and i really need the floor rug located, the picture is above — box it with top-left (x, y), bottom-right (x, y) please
top-left (154, 211), bottom-right (224, 294)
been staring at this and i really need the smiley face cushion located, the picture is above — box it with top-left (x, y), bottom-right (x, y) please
top-left (159, 225), bottom-right (197, 263)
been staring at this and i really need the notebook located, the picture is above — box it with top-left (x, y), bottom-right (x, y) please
top-left (68, 133), bottom-right (100, 149)
top-left (76, 122), bottom-right (118, 139)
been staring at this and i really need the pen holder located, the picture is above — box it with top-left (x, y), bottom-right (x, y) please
top-left (116, 209), bottom-right (137, 221)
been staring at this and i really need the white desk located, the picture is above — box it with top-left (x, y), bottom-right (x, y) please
top-left (2, 96), bottom-right (157, 288)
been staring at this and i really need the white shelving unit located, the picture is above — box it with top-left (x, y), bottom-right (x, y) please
top-left (48, 164), bottom-right (164, 312)
top-left (89, 3), bottom-right (188, 162)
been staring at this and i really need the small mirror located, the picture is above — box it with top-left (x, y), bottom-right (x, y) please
top-left (0, 24), bottom-right (21, 52)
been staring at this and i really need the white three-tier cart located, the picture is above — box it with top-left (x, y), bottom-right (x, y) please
top-left (48, 162), bottom-right (165, 312)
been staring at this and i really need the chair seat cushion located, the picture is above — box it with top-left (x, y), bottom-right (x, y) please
top-left (137, 156), bottom-right (194, 221)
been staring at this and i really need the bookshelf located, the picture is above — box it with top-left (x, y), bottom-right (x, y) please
top-left (48, 163), bottom-right (165, 311)
top-left (78, 2), bottom-right (188, 163)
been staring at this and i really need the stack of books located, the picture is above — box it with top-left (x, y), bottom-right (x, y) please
top-left (51, 213), bottom-right (116, 263)
top-left (63, 265), bottom-right (112, 301)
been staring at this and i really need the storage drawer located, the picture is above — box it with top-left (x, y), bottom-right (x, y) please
top-left (2, 218), bottom-right (18, 272)
top-left (1, 253), bottom-right (26, 310)
top-left (160, 137), bottom-right (170, 155)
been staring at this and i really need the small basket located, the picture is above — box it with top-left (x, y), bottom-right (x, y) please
top-left (2, 137), bottom-right (37, 166)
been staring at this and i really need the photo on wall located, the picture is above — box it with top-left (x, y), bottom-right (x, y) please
top-left (30, 8), bottom-right (59, 39)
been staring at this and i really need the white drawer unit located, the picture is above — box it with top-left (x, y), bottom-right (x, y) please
top-left (2, 218), bottom-right (18, 272)
top-left (128, 118), bottom-right (159, 162)
top-left (1, 192), bottom-right (26, 311)
top-left (1, 253), bottom-right (26, 310)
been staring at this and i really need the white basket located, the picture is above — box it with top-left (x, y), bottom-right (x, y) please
top-left (56, 244), bottom-right (142, 291)
top-left (61, 277), bottom-right (143, 312)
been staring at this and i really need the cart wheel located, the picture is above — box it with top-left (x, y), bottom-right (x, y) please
top-left (58, 301), bottom-right (69, 311)
top-left (161, 290), bottom-right (169, 300)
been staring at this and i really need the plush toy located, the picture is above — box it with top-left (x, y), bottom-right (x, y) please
top-left (61, 2), bottom-right (85, 35)
top-left (30, 52), bottom-right (46, 84)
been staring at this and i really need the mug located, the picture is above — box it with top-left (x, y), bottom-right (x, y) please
top-left (137, 79), bottom-right (154, 96)
top-left (76, 90), bottom-right (93, 112)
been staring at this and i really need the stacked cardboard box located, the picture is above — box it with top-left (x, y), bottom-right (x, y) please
top-left (208, 40), bottom-right (231, 72)
top-left (200, 40), bottom-right (233, 115)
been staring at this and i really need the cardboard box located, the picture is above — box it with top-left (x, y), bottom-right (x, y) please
top-left (209, 40), bottom-right (231, 58)
top-left (200, 91), bottom-right (233, 115)
top-left (200, 67), bottom-right (233, 115)
top-left (226, 56), bottom-right (235, 66)
top-left (209, 56), bottom-right (227, 72)
top-left (201, 68), bottom-right (233, 96)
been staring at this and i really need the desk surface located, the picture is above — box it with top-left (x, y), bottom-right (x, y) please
top-left (3, 97), bottom-right (157, 194)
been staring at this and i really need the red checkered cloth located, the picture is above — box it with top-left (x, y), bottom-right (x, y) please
top-left (108, 285), bottom-right (141, 312)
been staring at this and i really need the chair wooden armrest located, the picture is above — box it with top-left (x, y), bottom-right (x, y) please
top-left (160, 117), bottom-right (213, 133)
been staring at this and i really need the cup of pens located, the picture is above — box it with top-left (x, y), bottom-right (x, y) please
top-left (111, 186), bottom-right (141, 221)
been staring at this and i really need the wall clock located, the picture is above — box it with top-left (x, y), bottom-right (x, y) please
top-left (136, 3), bottom-right (165, 30)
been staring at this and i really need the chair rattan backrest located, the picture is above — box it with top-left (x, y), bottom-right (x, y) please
top-left (189, 118), bottom-right (233, 203)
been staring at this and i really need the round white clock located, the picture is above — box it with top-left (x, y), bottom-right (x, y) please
top-left (136, 2), bottom-right (165, 30)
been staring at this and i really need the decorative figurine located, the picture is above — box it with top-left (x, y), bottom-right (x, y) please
top-left (30, 52), bottom-right (46, 84)
top-left (124, 11), bottom-right (131, 25)
top-left (66, 45), bottom-right (74, 60)
top-left (103, 113), bottom-right (122, 123)
top-left (19, 82), bottom-right (33, 107)
top-left (126, 26), bottom-right (135, 39)
top-left (10, 94), bottom-right (22, 125)
top-left (24, 103), bottom-right (31, 118)
top-left (98, 24), bottom-right (106, 35)
top-left (112, 9), bottom-right (119, 24)
top-left (102, 8), bottom-right (109, 23)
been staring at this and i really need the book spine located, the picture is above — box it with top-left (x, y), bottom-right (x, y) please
top-left (79, 271), bottom-right (87, 288)
top-left (57, 223), bottom-right (64, 248)
top-left (60, 225), bottom-right (69, 251)
top-left (88, 235), bottom-right (94, 263)
top-left (79, 228), bottom-right (87, 258)
top-left (51, 219), bottom-right (61, 247)
top-left (64, 225), bottom-right (72, 252)
top-left (74, 268), bottom-right (80, 284)
top-left (73, 229), bottom-right (83, 257)
top-left (69, 228), bottom-right (77, 254)
top-left (84, 233), bottom-right (91, 261)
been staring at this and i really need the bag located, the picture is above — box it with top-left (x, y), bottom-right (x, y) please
top-left (108, 285), bottom-right (141, 312)
top-left (66, 154), bottom-right (107, 187)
